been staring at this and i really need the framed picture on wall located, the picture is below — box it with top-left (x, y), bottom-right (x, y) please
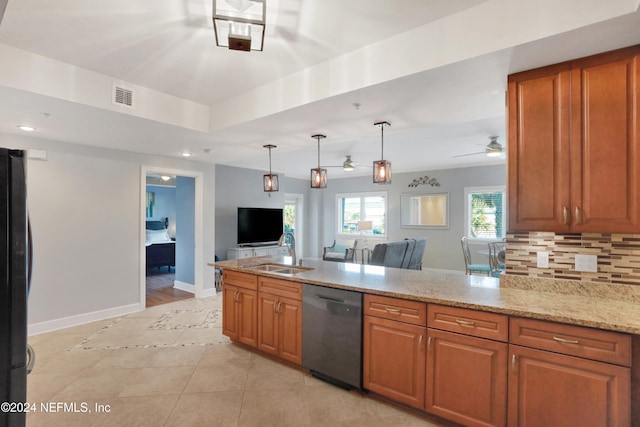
top-left (146, 191), bottom-right (155, 218)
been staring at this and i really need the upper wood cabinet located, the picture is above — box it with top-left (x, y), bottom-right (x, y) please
top-left (508, 45), bottom-right (640, 233)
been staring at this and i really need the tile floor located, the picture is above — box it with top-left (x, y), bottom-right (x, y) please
top-left (26, 296), bottom-right (445, 427)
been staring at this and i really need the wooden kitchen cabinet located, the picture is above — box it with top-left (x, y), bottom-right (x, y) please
top-left (257, 277), bottom-right (302, 365)
top-left (508, 318), bottom-right (631, 427)
top-left (222, 271), bottom-right (258, 348)
top-left (508, 45), bottom-right (640, 233)
top-left (363, 295), bottom-right (427, 410)
top-left (426, 305), bottom-right (508, 427)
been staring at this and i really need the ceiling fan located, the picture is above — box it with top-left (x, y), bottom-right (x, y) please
top-left (454, 136), bottom-right (503, 158)
top-left (322, 155), bottom-right (368, 171)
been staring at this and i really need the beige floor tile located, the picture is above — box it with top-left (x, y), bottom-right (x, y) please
top-left (92, 347), bottom-right (159, 369)
top-left (238, 384), bottom-right (311, 427)
top-left (117, 366), bottom-right (195, 397)
top-left (198, 342), bottom-right (254, 366)
top-left (164, 391), bottom-right (243, 427)
top-left (53, 367), bottom-right (138, 400)
top-left (26, 404), bottom-right (101, 427)
top-left (245, 355), bottom-right (306, 390)
top-left (183, 362), bottom-right (250, 393)
top-left (29, 333), bottom-right (88, 358)
top-left (83, 329), bottom-right (184, 349)
top-left (147, 345), bottom-right (207, 367)
top-left (304, 382), bottom-right (383, 425)
top-left (27, 371), bottom-right (86, 403)
top-left (33, 348), bottom-right (112, 375)
top-left (90, 394), bottom-right (180, 427)
top-left (173, 327), bottom-right (223, 345)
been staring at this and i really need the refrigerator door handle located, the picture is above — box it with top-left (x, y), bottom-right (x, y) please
top-left (26, 344), bottom-right (35, 374)
top-left (27, 218), bottom-right (33, 293)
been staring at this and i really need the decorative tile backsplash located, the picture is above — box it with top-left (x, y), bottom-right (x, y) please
top-left (505, 232), bottom-right (640, 286)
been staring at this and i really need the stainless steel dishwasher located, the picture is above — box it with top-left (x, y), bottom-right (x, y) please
top-left (302, 283), bottom-right (362, 389)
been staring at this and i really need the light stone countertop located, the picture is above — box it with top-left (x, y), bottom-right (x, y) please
top-left (211, 256), bottom-right (640, 335)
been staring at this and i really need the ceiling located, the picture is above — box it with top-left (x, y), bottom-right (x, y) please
top-left (1, 0), bottom-right (640, 179)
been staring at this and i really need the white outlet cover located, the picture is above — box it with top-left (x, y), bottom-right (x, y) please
top-left (537, 251), bottom-right (549, 268)
top-left (575, 254), bottom-right (598, 273)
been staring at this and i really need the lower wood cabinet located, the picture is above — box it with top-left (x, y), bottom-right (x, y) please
top-left (426, 328), bottom-right (507, 427)
top-left (508, 344), bottom-right (630, 427)
top-left (363, 295), bottom-right (428, 409)
top-left (363, 314), bottom-right (426, 409)
top-left (222, 284), bottom-right (258, 348)
top-left (257, 292), bottom-right (302, 365)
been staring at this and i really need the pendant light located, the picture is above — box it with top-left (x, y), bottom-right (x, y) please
top-left (263, 144), bottom-right (279, 193)
top-left (310, 134), bottom-right (327, 189)
top-left (373, 121), bottom-right (391, 184)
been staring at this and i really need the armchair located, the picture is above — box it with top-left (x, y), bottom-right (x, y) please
top-left (323, 240), bottom-right (357, 263)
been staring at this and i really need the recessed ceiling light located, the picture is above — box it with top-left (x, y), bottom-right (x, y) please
top-left (17, 125), bottom-right (36, 132)
top-left (181, 152), bottom-right (192, 157)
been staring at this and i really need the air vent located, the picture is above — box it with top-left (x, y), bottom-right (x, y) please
top-left (112, 84), bottom-right (134, 108)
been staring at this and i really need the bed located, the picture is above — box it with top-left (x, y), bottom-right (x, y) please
top-left (145, 220), bottom-right (175, 271)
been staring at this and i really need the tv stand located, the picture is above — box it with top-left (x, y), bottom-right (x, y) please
top-left (227, 244), bottom-right (289, 260)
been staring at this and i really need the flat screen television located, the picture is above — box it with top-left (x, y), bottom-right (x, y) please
top-left (237, 207), bottom-right (284, 246)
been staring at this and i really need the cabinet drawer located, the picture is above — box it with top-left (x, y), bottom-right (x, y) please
top-left (258, 276), bottom-right (302, 300)
top-left (223, 270), bottom-right (257, 290)
top-left (364, 294), bottom-right (426, 326)
top-left (427, 304), bottom-right (508, 342)
top-left (510, 317), bottom-right (632, 366)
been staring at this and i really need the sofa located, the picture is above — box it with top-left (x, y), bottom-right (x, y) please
top-left (369, 238), bottom-right (427, 270)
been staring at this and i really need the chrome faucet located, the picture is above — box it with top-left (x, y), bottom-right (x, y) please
top-left (278, 232), bottom-right (296, 266)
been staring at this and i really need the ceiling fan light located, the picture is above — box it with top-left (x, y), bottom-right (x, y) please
top-left (485, 136), bottom-right (503, 157)
top-left (486, 149), bottom-right (501, 157)
top-left (343, 156), bottom-right (355, 171)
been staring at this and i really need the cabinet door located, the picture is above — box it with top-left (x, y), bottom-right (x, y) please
top-left (363, 315), bottom-right (426, 410)
top-left (278, 296), bottom-right (302, 365)
top-left (570, 50), bottom-right (640, 233)
top-left (508, 345), bottom-right (630, 427)
top-left (257, 292), bottom-right (279, 356)
top-left (237, 288), bottom-right (258, 348)
top-left (507, 64), bottom-right (571, 231)
top-left (222, 285), bottom-right (239, 341)
top-left (426, 329), bottom-right (507, 427)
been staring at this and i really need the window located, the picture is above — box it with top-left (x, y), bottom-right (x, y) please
top-left (336, 192), bottom-right (387, 237)
top-left (464, 186), bottom-right (506, 240)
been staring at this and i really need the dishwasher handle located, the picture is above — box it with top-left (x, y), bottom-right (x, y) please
top-left (315, 295), bottom-right (345, 304)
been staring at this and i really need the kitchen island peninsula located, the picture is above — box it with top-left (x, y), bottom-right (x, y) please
top-left (212, 256), bottom-right (640, 427)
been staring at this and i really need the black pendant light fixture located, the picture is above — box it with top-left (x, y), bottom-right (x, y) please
top-left (263, 144), bottom-right (279, 193)
top-left (310, 134), bottom-right (327, 189)
top-left (373, 121), bottom-right (392, 184)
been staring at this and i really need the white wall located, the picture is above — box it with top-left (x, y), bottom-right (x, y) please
top-left (0, 134), bottom-right (216, 333)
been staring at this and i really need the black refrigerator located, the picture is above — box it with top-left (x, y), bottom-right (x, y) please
top-left (1, 148), bottom-right (33, 427)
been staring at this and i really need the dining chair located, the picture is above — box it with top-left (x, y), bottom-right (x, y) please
top-left (461, 237), bottom-right (491, 276)
top-left (488, 241), bottom-right (505, 277)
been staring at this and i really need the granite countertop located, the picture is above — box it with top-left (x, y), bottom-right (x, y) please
top-left (211, 256), bottom-right (640, 335)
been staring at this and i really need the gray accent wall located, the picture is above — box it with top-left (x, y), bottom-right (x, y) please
top-left (215, 163), bottom-right (505, 272)
top-left (215, 164), bottom-right (309, 259)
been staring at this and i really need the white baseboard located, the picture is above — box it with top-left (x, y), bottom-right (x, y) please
top-left (173, 280), bottom-right (195, 294)
top-left (198, 288), bottom-right (217, 298)
top-left (28, 302), bottom-right (143, 336)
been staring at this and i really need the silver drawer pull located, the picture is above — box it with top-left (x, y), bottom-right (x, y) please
top-left (552, 336), bottom-right (580, 345)
top-left (385, 307), bottom-right (401, 314)
top-left (455, 319), bottom-right (475, 327)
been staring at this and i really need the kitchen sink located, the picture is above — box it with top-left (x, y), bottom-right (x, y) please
top-left (247, 263), bottom-right (314, 275)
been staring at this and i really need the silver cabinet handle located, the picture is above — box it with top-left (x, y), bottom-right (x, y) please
top-left (419, 335), bottom-right (423, 351)
top-left (385, 307), bottom-right (401, 315)
top-left (427, 336), bottom-right (432, 352)
top-left (552, 336), bottom-right (579, 345)
top-left (273, 301), bottom-right (279, 313)
top-left (455, 319), bottom-right (475, 327)
top-left (511, 354), bottom-right (517, 369)
top-left (575, 206), bottom-right (581, 224)
top-left (563, 206), bottom-right (569, 225)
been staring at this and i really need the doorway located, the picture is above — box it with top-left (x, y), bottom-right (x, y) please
top-left (285, 193), bottom-right (304, 259)
top-left (140, 166), bottom-right (204, 308)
